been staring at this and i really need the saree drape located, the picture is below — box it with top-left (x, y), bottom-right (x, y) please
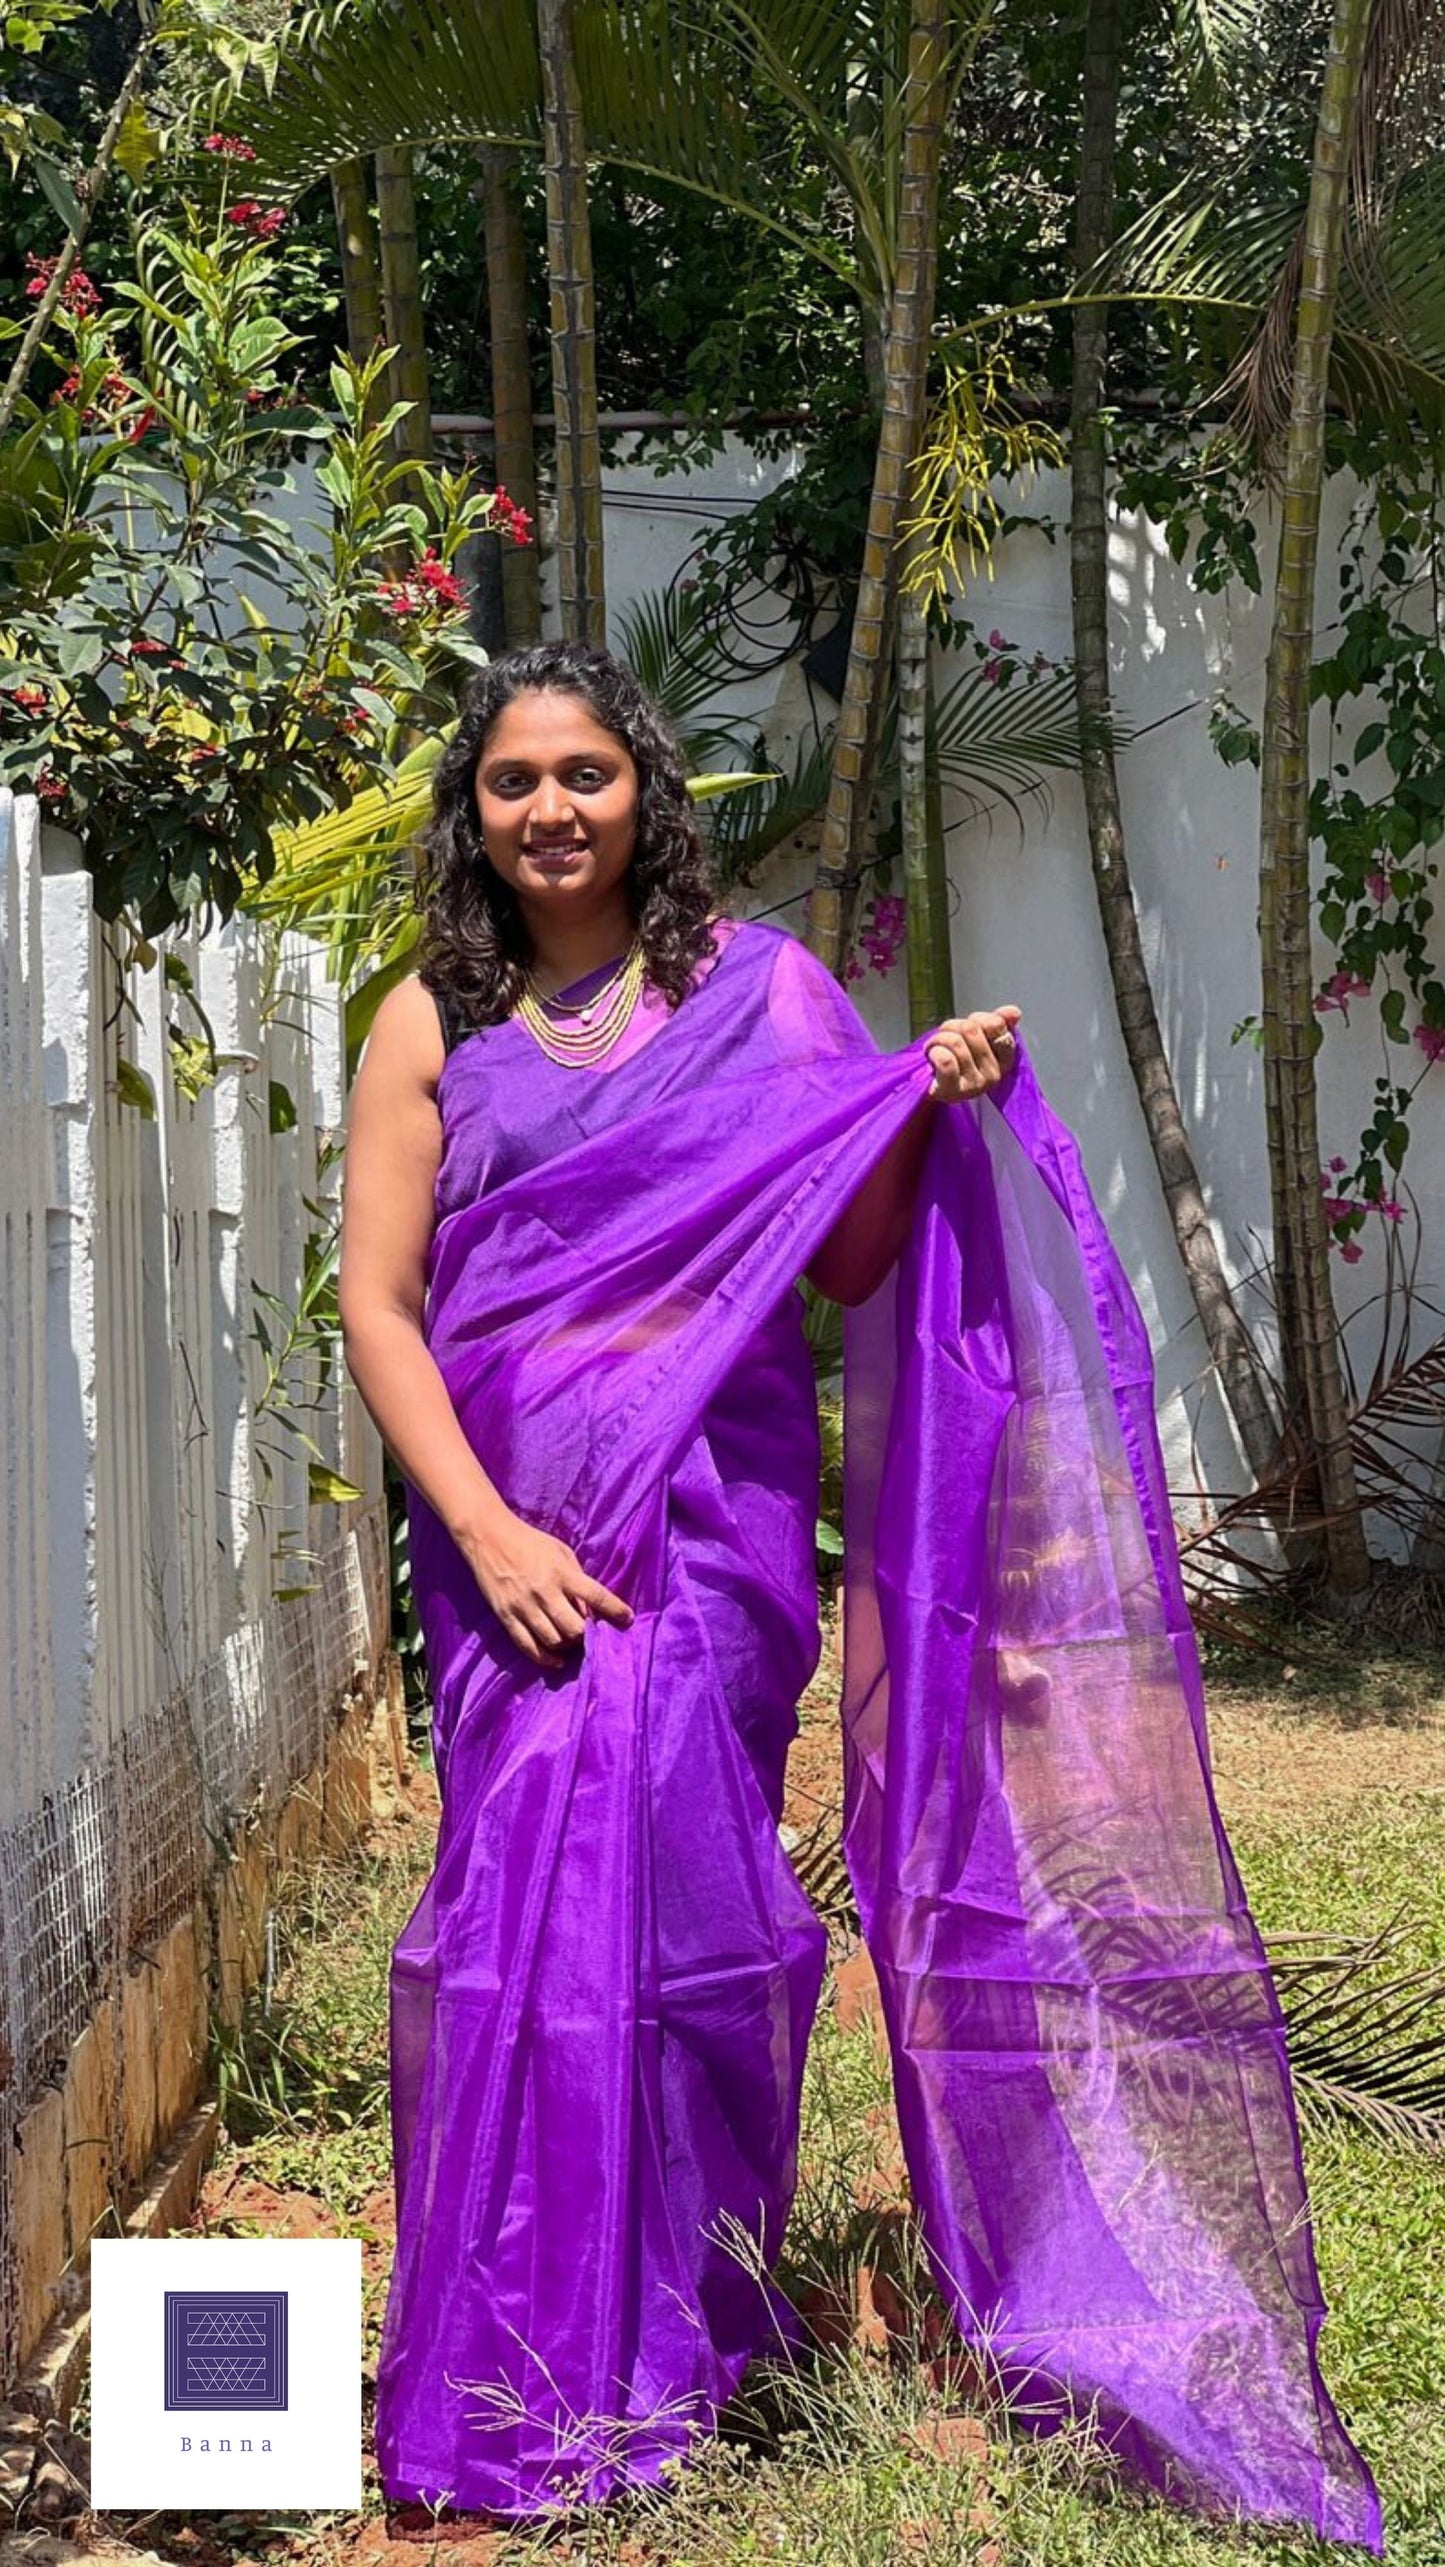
top-left (373, 916), bottom-right (1381, 2550)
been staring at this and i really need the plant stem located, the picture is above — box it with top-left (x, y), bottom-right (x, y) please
top-left (0, 30), bottom-right (154, 440)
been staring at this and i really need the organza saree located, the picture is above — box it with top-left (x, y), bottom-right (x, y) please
top-left (373, 916), bottom-right (1380, 2549)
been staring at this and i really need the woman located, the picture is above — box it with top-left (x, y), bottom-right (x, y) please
top-left (340, 640), bottom-right (1379, 2549)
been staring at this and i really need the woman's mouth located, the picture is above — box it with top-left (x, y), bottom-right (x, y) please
top-left (526, 841), bottom-right (588, 872)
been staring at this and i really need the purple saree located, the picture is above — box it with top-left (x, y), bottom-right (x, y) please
top-left (373, 915), bottom-right (1380, 2549)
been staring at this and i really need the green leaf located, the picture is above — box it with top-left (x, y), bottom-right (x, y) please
top-left (309, 1461), bottom-right (364, 1505)
top-left (113, 100), bottom-right (162, 183)
top-left (268, 1078), bottom-right (297, 1133)
top-left (33, 152), bottom-right (83, 237)
top-left (115, 1058), bottom-right (156, 1119)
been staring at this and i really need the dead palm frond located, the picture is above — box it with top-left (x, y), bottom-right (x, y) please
top-left (795, 1805), bottom-right (1445, 2152)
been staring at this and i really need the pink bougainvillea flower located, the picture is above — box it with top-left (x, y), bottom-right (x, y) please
top-left (988, 628), bottom-right (1008, 650)
top-left (1413, 1022), bottom-right (1445, 1065)
top-left (1377, 1197), bottom-right (1406, 1223)
top-left (1327, 1155), bottom-right (1348, 1173)
top-left (1313, 970), bottom-right (1372, 1015)
top-left (203, 132), bottom-right (257, 159)
top-left (1365, 869), bottom-right (1390, 902)
top-left (981, 658), bottom-right (1002, 685)
top-left (1337, 1238), bottom-right (1365, 1263)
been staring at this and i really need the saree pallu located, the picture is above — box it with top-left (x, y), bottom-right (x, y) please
top-left (373, 917), bottom-right (1381, 2549)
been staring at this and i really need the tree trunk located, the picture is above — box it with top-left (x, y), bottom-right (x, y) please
top-left (374, 146), bottom-right (432, 499)
top-left (1258, 0), bottom-right (1375, 1597)
top-left (477, 141), bottom-right (543, 645)
top-left (897, 536), bottom-right (954, 1033)
top-left (330, 159), bottom-right (383, 371)
top-left (1069, 0), bottom-right (1283, 1491)
top-left (805, 0), bottom-right (947, 977)
top-left (537, 0), bottom-right (606, 643)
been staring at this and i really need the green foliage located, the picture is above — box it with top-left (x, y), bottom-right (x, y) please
top-left (0, 183), bottom-right (506, 932)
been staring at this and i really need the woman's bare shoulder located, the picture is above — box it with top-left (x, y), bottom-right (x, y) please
top-left (358, 972), bottom-right (448, 1092)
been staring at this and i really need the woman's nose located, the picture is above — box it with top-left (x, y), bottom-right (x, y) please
top-left (531, 777), bottom-right (575, 829)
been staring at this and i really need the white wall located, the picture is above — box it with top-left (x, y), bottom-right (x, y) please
top-left (573, 443), bottom-right (1445, 1532)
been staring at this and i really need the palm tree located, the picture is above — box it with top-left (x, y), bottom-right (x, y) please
top-left (536, 0), bottom-right (606, 641)
top-left (1256, 0), bottom-right (1378, 1596)
top-left (809, 0), bottom-right (954, 988)
top-left (1069, 0), bottom-right (1284, 1489)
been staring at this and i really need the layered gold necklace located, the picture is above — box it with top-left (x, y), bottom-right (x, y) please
top-left (514, 936), bottom-right (648, 1066)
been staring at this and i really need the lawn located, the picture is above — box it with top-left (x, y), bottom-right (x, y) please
top-left (84, 1633), bottom-right (1445, 2567)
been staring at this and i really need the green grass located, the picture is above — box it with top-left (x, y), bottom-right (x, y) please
top-left (138, 1731), bottom-right (1445, 2567)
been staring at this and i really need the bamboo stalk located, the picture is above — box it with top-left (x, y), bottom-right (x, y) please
top-left (330, 159), bottom-right (383, 369)
top-left (478, 141), bottom-right (543, 645)
top-left (375, 145), bottom-right (433, 501)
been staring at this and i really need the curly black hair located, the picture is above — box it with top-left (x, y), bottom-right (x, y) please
top-left (415, 640), bottom-right (721, 1030)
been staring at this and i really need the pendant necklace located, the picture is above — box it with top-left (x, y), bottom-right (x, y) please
top-left (515, 937), bottom-right (647, 1066)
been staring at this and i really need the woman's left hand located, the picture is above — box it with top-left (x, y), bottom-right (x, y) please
top-left (925, 1005), bottom-right (1022, 1102)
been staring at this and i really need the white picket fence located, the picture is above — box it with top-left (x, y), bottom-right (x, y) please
top-left (0, 789), bottom-right (387, 2380)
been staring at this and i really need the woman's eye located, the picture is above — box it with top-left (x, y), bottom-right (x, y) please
top-left (568, 766), bottom-right (607, 789)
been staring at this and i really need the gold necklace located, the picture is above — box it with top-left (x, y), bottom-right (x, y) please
top-left (515, 940), bottom-right (648, 1065)
top-left (524, 940), bottom-right (638, 1022)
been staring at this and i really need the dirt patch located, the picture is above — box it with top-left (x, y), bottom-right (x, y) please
top-left (1208, 1693), bottom-right (1445, 1827)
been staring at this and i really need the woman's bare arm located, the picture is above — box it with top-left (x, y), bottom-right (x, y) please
top-left (803, 1093), bottom-right (937, 1307)
top-left (338, 978), bottom-right (632, 1665)
top-left (802, 1004), bottom-right (1021, 1308)
top-left (338, 976), bottom-right (511, 1542)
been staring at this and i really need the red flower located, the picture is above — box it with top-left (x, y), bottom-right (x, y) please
top-left (413, 548), bottom-right (465, 609)
top-left (203, 132), bottom-right (257, 160)
top-left (490, 484), bottom-right (534, 546)
top-left (25, 254), bottom-right (101, 316)
top-left (187, 743), bottom-right (221, 764)
top-left (6, 685), bottom-right (47, 716)
top-left (1414, 1022), bottom-right (1445, 1066)
top-left (127, 638), bottom-right (168, 657)
top-left (379, 549), bottom-right (467, 619)
top-left (35, 769), bottom-right (66, 803)
top-left (226, 201), bottom-right (286, 240)
top-left (125, 406), bottom-right (159, 444)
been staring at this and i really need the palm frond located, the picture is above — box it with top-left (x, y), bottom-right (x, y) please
top-left (1171, 0), bottom-right (1266, 121)
top-left (240, 0), bottom-right (871, 287)
top-left (704, 728), bottom-right (832, 884)
top-left (1271, 1919), bottom-right (1445, 2151)
top-left (919, 658), bottom-right (1100, 817)
top-left (613, 580), bottom-right (756, 769)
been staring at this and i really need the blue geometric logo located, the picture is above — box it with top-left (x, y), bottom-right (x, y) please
top-left (163, 2293), bottom-right (289, 2411)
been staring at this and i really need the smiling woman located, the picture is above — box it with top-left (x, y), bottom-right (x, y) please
top-left (335, 641), bottom-right (1378, 2549)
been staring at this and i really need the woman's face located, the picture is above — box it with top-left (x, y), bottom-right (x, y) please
top-left (475, 689), bottom-right (639, 922)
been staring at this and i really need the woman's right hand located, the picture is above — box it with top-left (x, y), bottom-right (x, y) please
top-left (460, 1511), bottom-right (635, 1669)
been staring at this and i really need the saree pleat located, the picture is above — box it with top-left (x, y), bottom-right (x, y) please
top-left (374, 918), bottom-right (1381, 2549)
